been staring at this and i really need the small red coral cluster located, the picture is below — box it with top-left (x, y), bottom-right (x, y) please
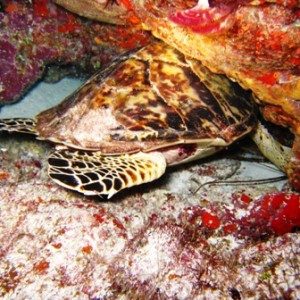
top-left (250, 192), bottom-right (300, 235)
top-left (201, 211), bottom-right (221, 229)
top-left (231, 192), bottom-right (300, 236)
top-left (180, 192), bottom-right (299, 240)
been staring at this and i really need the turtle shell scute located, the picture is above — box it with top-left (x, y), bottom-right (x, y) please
top-left (35, 41), bottom-right (255, 153)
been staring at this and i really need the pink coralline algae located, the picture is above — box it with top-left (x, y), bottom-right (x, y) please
top-left (0, 0), bottom-right (152, 104)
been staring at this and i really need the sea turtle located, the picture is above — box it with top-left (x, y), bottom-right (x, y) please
top-left (53, 0), bottom-right (300, 191)
top-left (0, 42), bottom-right (291, 198)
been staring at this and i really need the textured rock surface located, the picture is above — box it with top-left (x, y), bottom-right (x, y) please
top-left (0, 0), bottom-right (152, 104)
top-left (0, 2), bottom-right (299, 296)
top-left (0, 133), bottom-right (299, 299)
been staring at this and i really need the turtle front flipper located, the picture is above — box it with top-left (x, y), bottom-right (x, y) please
top-left (0, 118), bottom-right (37, 135)
top-left (48, 149), bottom-right (167, 198)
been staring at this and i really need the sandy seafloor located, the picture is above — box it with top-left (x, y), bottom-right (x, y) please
top-left (0, 78), bottom-right (299, 299)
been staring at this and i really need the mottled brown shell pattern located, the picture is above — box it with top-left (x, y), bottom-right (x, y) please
top-left (35, 41), bottom-right (255, 153)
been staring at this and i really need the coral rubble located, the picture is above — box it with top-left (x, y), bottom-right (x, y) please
top-left (0, 133), bottom-right (299, 299)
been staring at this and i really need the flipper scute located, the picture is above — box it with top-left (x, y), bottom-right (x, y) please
top-left (48, 149), bottom-right (167, 198)
top-left (0, 118), bottom-right (37, 135)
